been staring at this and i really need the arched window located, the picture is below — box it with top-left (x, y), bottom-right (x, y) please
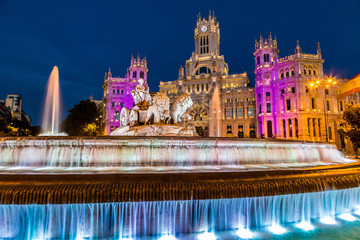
top-left (280, 72), bottom-right (284, 79)
top-left (206, 83), bottom-right (209, 91)
top-left (117, 89), bottom-right (120, 94)
top-left (133, 71), bottom-right (137, 79)
top-left (291, 68), bottom-right (295, 76)
top-left (263, 54), bottom-right (270, 62)
top-left (201, 84), bottom-right (204, 91)
top-left (112, 89), bottom-right (116, 94)
top-left (120, 102), bottom-right (124, 107)
top-left (285, 69), bottom-right (289, 78)
top-left (308, 69), bottom-right (311, 75)
top-left (257, 56), bottom-right (260, 65)
top-left (121, 89), bottom-right (124, 95)
top-left (140, 72), bottom-right (144, 78)
top-left (196, 67), bottom-right (210, 75)
top-left (313, 70), bottom-right (316, 75)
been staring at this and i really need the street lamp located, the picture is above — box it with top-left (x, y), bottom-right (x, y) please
top-left (309, 77), bottom-right (336, 142)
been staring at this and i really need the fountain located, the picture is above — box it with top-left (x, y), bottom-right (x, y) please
top-left (39, 66), bottom-right (67, 136)
top-left (0, 76), bottom-right (360, 239)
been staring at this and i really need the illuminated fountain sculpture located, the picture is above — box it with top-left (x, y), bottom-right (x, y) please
top-left (1, 78), bottom-right (360, 239)
top-left (111, 78), bottom-right (196, 136)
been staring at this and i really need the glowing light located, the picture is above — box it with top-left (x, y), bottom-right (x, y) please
top-left (354, 208), bottom-right (360, 216)
top-left (338, 213), bottom-right (357, 221)
top-left (236, 228), bottom-right (254, 238)
top-left (158, 235), bottom-right (177, 240)
top-left (320, 216), bottom-right (337, 225)
top-left (295, 221), bottom-right (314, 231)
top-left (268, 225), bottom-right (287, 235)
top-left (310, 83), bottom-right (314, 87)
top-left (119, 237), bottom-right (133, 240)
top-left (197, 232), bottom-right (216, 240)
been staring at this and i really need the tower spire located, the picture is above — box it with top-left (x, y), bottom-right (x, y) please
top-left (317, 42), bottom-right (321, 56)
top-left (295, 40), bottom-right (302, 54)
top-left (108, 67), bottom-right (112, 78)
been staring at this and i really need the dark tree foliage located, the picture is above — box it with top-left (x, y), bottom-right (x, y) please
top-left (342, 104), bottom-right (360, 157)
top-left (0, 115), bottom-right (40, 136)
top-left (61, 100), bottom-right (100, 136)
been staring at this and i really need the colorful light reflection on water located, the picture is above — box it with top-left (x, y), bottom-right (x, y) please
top-left (1, 186), bottom-right (360, 239)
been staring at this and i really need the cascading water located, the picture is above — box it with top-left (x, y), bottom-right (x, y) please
top-left (0, 138), bottom-right (349, 171)
top-left (1, 187), bottom-right (360, 239)
top-left (40, 66), bottom-right (66, 136)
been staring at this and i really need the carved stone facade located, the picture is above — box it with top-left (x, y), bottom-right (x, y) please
top-left (159, 12), bottom-right (257, 137)
top-left (254, 34), bottom-right (360, 150)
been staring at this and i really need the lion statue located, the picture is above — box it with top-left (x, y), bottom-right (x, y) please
top-left (145, 91), bottom-right (170, 124)
top-left (171, 94), bottom-right (193, 124)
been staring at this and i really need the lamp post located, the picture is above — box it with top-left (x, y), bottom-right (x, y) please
top-left (310, 77), bottom-right (336, 142)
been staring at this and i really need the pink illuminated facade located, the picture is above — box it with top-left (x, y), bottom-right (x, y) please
top-left (254, 34), bottom-right (359, 149)
top-left (103, 55), bottom-right (148, 134)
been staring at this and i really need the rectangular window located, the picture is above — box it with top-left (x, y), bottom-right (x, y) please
top-left (247, 107), bottom-right (249, 117)
top-left (259, 104), bottom-right (262, 114)
top-left (311, 98), bottom-right (315, 109)
top-left (115, 111), bottom-right (119, 120)
top-left (250, 107), bottom-right (254, 116)
top-left (238, 108), bottom-right (243, 117)
top-left (329, 127), bottom-right (332, 140)
top-left (266, 92), bottom-right (271, 101)
top-left (327, 100), bottom-right (330, 111)
top-left (286, 99), bottom-right (291, 110)
top-left (267, 103), bottom-right (271, 113)
top-left (340, 101), bottom-right (343, 111)
top-left (227, 109), bottom-right (231, 118)
top-left (313, 118), bottom-right (316, 137)
top-left (112, 102), bottom-right (115, 107)
top-left (235, 108), bottom-right (237, 117)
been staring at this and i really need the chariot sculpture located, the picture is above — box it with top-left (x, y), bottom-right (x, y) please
top-left (113, 79), bottom-right (196, 136)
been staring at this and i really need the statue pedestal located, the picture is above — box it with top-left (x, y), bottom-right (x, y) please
top-left (110, 124), bottom-right (198, 137)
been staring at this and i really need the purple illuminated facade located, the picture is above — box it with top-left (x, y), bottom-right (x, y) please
top-left (103, 55), bottom-right (148, 135)
top-left (253, 34), bottom-right (358, 148)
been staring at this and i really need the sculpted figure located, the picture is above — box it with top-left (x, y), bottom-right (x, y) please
top-left (131, 78), bottom-right (152, 106)
top-left (145, 91), bottom-right (170, 124)
top-left (171, 94), bottom-right (193, 124)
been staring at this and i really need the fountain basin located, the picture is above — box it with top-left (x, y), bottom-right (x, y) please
top-left (0, 136), bottom-right (348, 168)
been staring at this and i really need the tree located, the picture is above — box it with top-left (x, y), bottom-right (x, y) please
top-left (61, 99), bottom-right (100, 136)
top-left (342, 104), bottom-right (360, 157)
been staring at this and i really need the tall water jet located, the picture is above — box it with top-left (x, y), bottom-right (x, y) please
top-left (40, 66), bottom-right (64, 135)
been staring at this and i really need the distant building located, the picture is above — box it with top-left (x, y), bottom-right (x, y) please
top-left (159, 12), bottom-right (257, 137)
top-left (102, 55), bottom-right (148, 135)
top-left (4, 94), bottom-right (31, 125)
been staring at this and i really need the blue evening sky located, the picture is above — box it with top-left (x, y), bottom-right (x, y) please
top-left (0, 0), bottom-right (359, 125)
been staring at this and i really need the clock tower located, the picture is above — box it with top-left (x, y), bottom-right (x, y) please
top-left (185, 11), bottom-right (228, 77)
top-left (194, 11), bottom-right (220, 56)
